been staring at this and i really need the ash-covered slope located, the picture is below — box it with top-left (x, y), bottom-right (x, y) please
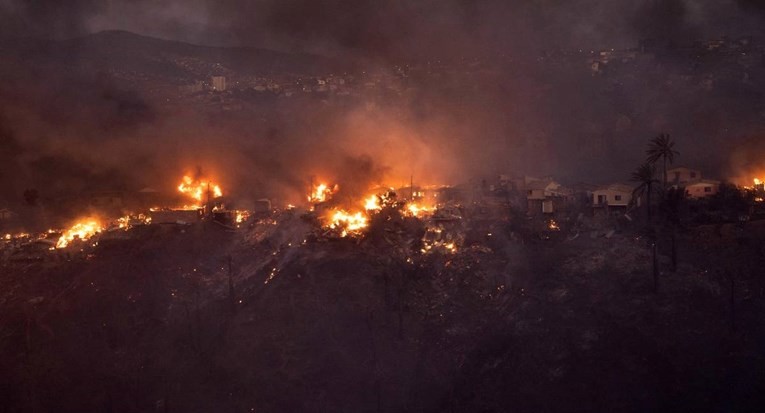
top-left (0, 30), bottom-right (338, 86)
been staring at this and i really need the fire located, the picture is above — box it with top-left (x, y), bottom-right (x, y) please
top-left (56, 219), bottom-right (103, 248)
top-left (177, 175), bottom-right (223, 202)
top-left (548, 219), bottom-right (560, 231)
top-left (116, 214), bottom-right (151, 230)
top-left (364, 195), bottom-right (381, 211)
top-left (150, 205), bottom-right (202, 212)
top-left (326, 209), bottom-right (368, 237)
top-left (235, 210), bottom-right (249, 224)
top-left (405, 202), bottom-right (431, 217)
top-left (755, 178), bottom-right (763, 186)
top-left (309, 183), bottom-right (336, 203)
top-left (116, 216), bottom-right (130, 229)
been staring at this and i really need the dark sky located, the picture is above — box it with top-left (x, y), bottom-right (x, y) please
top-left (2, 0), bottom-right (765, 58)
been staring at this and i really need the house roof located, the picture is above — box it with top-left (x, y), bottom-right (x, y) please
top-left (526, 180), bottom-right (558, 190)
top-left (667, 166), bottom-right (700, 173)
top-left (685, 179), bottom-right (720, 187)
top-left (595, 183), bottom-right (635, 193)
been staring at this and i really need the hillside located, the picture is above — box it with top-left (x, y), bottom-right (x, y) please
top-left (0, 30), bottom-right (339, 86)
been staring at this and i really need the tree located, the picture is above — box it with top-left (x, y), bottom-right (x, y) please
top-left (646, 133), bottom-right (679, 190)
top-left (660, 187), bottom-right (687, 271)
top-left (631, 163), bottom-right (659, 223)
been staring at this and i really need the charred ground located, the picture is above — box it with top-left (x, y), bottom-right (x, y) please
top-left (2, 207), bottom-right (764, 412)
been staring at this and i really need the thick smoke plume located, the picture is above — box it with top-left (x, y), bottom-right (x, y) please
top-left (1, 0), bottom-right (765, 221)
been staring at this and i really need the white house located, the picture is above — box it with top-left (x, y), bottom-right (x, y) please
top-left (525, 179), bottom-right (574, 214)
top-left (684, 180), bottom-right (720, 199)
top-left (592, 184), bottom-right (635, 208)
top-left (667, 167), bottom-right (701, 185)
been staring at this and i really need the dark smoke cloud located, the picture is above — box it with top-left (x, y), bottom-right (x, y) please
top-left (1, 0), bottom-right (765, 223)
top-left (3, 1), bottom-right (764, 57)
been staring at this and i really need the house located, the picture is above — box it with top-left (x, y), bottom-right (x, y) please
top-left (684, 180), bottom-right (720, 199)
top-left (668, 167), bottom-right (701, 185)
top-left (592, 184), bottom-right (635, 209)
top-left (526, 180), bottom-right (573, 214)
top-left (0, 208), bottom-right (15, 220)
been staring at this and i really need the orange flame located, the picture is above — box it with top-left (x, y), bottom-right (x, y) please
top-left (405, 202), bottom-right (431, 217)
top-left (309, 183), bottom-right (336, 203)
top-left (364, 195), bottom-right (381, 211)
top-left (57, 219), bottom-right (103, 248)
top-left (178, 175), bottom-right (222, 202)
top-left (326, 210), bottom-right (368, 237)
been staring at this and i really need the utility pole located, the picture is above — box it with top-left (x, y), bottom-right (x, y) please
top-left (652, 242), bottom-right (659, 293)
top-left (410, 174), bottom-right (414, 201)
top-left (309, 175), bottom-right (314, 203)
top-left (206, 181), bottom-right (212, 217)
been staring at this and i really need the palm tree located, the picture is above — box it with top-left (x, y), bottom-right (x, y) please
top-left (660, 187), bottom-right (687, 272)
top-left (646, 133), bottom-right (679, 190)
top-left (631, 163), bottom-right (659, 222)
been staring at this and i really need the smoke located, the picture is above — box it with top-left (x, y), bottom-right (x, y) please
top-left (3, 1), bottom-right (764, 55)
top-left (1, 0), bottom-right (765, 219)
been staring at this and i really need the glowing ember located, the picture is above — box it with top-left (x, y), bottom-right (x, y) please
top-left (116, 216), bottom-right (130, 230)
top-left (178, 175), bottom-right (223, 202)
top-left (56, 219), bottom-right (103, 248)
top-left (421, 226), bottom-right (460, 254)
top-left (326, 209), bottom-right (368, 237)
top-left (115, 214), bottom-right (151, 230)
top-left (150, 205), bottom-right (202, 212)
top-left (309, 183), bottom-right (336, 203)
top-left (548, 219), bottom-right (560, 231)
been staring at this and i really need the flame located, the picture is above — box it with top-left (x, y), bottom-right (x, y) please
top-left (405, 202), bottom-right (431, 217)
top-left (235, 210), bottom-right (249, 224)
top-left (116, 214), bottom-right (151, 230)
top-left (116, 216), bottom-right (130, 230)
top-left (364, 195), bottom-right (381, 211)
top-left (755, 178), bottom-right (762, 186)
top-left (150, 205), bottom-right (202, 212)
top-left (177, 175), bottom-right (223, 202)
top-left (56, 219), bottom-right (103, 248)
top-left (326, 209), bottom-right (368, 237)
top-left (548, 219), bottom-right (560, 231)
top-left (309, 183), bottom-right (336, 203)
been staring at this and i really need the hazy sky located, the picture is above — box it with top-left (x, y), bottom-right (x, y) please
top-left (2, 0), bottom-right (765, 57)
